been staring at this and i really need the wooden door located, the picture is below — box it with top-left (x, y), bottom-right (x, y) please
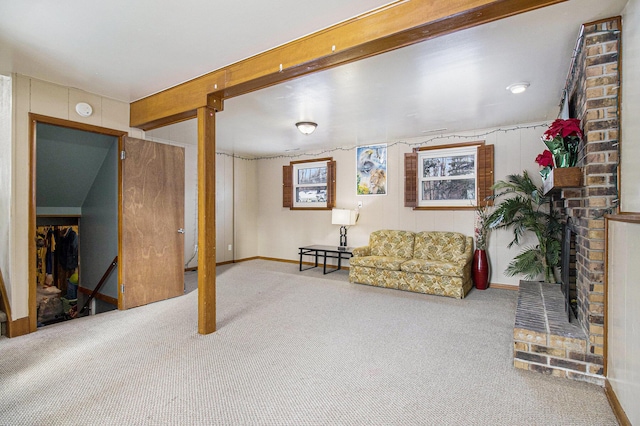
top-left (121, 137), bottom-right (185, 309)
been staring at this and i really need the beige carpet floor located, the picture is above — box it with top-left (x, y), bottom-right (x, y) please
top-left (0, 260), bottom-right (617, 425)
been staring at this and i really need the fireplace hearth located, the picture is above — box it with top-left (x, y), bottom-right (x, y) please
top-left (513, 281), bottom-right (603, 385)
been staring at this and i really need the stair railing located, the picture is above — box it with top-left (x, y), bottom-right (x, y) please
top-left (71, 256), bottom-right (118, 318)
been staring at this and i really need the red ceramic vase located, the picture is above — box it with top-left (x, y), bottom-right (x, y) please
top-left (473, 249), bottom-right (489, 290)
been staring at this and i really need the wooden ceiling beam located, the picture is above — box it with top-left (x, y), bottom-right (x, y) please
top-left (130, 0), bottom-right (566, 130)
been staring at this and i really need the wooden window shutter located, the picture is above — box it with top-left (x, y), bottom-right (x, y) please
top-left (283, 165), bottom-right (293, 208)
top-left (477, 144), bottom-right (494, 206)
top-left (327, 160), bottom-right (336, 208)
top-left (404, 152), bottom-right (418, 208)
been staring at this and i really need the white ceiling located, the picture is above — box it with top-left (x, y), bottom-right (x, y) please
top-left (1, 0), bottom-right (629, 156)
top-left (0, 0), bottom-right (394, 101)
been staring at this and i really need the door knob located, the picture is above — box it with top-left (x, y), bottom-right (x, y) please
top-left (178, 228), bottom-right (185, 234)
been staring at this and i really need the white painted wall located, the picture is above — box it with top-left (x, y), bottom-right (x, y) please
top-left (233, 157), bottom-right (259, 260)
top-left (607, 218), bottom-right (640, 425)
top-left (7, 75), bottom-right (140, 320)
top-left (249, 122), bottom-right (546, 287)
top-left (216, 153), bottom-right (235, 263)
top-left (0, 75), bottom-right (12, 296)
top-left (606, 1), bottom-right (640, 423)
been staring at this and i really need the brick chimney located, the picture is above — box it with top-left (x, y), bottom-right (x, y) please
top-left (513, 17), bottom-right (621, 384)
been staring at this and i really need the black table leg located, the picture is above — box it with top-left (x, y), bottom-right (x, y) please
top-left (299, 248), bottom-right (319, 271)
top-left (323, 251), bottom-right (328, 274)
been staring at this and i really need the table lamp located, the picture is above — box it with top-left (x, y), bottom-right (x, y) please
top-left (331, 208), bottom-right (357, 250)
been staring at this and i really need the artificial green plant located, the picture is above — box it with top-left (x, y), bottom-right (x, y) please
top-left (487, 171), bottom-right (562, 283)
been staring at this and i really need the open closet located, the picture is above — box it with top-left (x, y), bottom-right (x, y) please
top-left (35, 122), bottom-right (119, 326)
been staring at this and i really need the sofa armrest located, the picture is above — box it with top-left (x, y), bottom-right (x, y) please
top-left (352, 246), bottom-right (371, 257)
top-left (449, 237), bottom-right (474, 265)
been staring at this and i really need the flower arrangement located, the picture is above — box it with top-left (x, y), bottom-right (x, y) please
top-left (541, 118), bottom-right (583, 169)
top-left (535, 149), bottom-right (554, 179)
top-left (474, 205), bottom-right (490, 250)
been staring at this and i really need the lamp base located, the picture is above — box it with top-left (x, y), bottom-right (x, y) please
top-left (337, 246), bottom-right (346, 251)
top-left (339, 226), bottom-right (348, 248)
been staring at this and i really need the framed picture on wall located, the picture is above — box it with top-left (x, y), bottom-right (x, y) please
top-left (356, 144), bottom-right (387, 195)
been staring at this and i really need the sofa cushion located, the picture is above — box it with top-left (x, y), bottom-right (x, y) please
top-left (413, 231), bottom-right (467, 262)
top-left (369, 230), bottom-right (415, 259)
top-left (349, 255), bottom-right (406, 271)
top-left (400, 259), bottom-right (464, 276)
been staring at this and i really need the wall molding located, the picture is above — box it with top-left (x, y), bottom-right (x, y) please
top-left (8, 317), bottom-right (30, 338)
top-left (604, 379), bottom-right (631, 426)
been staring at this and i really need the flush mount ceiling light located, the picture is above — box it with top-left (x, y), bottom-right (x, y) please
top-left (295, 121), bottom-right (317, 135)
top-left (506, 82), bottom-right (530, 94)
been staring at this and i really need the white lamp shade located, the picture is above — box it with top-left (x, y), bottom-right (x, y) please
top-left (332, 208), bottom-right (357, 226)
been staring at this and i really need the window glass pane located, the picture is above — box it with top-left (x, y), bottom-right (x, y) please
top-left (421, 179), bottom-right (475, 201)
top-left (297, 166), bottom-right (327, 185)
top-left (422, 155), bottom-right (475, 178)
top-left (295, 186), bottom-right (327, 203)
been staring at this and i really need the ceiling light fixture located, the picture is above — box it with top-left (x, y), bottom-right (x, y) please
top-left (295, 121), bottom-right (317, 135)
top-left (506, 82), bottom-right (530, 94)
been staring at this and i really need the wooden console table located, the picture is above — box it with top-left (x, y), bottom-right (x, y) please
top-left (298, 245), bottom-right (353, 274)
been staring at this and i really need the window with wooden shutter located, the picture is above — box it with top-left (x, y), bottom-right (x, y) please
top-left (404, 142), bottom-right (493, 209)
top-left (283, 157), bottom-right (335, 210)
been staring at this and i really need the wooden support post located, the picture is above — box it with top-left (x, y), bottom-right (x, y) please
top-left (197, 106), bottom-right (217, 334)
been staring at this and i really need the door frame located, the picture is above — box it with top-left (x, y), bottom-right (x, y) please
top-left (28, 113), bottom-right (127, 332)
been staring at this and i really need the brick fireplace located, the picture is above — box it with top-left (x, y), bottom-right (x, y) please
top-left (513, 17), bottom-right (621, 384)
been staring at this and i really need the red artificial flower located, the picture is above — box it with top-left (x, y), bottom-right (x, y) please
top-left (543, 118), bottom-right (583, 140)
top-left (535, 150), bottom-right (554, 168)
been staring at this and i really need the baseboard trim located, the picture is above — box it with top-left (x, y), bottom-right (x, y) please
top-left (214, 258), bottom-right (525, 277)
top-left (488, 283), bottom-right (518, 291)
top-left (604, 379), bottom-right (631, 426)
top-left (78, 286), bottom-right (118, 306)
top-left (229, 256), bottom-right (260, 263)
top-left (8, 316), bottom-right (30, 338)
top-left (259, 256), bottom-right (298, 264)
top-left (257, 256), bottom-right (350, 270)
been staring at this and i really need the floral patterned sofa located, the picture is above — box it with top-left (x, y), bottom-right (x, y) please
top-left (348, 229), bottom-right (474, 299)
